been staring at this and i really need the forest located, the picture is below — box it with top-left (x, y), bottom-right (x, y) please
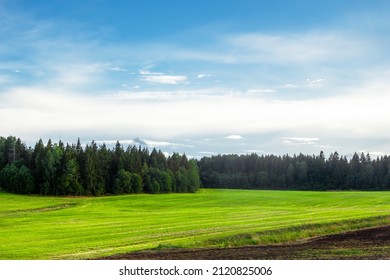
top-left (198, 151), bottom-right (390, 190)
top-left (1, 135), bottom-right (390, 195)
top-left (0, 136), bottom-right (200, 195)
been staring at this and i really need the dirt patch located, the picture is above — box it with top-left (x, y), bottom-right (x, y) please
top-left (1, 203), bottom-right (78, 216)
top-left (102, 225), bottom-right (390, 260)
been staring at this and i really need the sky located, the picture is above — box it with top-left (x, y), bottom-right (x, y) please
top-left (1, 0), bottom-right (390, 158)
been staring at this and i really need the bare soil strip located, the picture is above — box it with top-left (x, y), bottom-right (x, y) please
top-left (102, 225), bottom-right (390, 260)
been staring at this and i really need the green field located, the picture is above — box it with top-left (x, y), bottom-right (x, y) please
top-left (1, 188), bottom-right (390, 259)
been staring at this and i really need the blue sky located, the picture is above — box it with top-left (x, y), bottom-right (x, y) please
top-left (1, 0), bottom-right (390, 158)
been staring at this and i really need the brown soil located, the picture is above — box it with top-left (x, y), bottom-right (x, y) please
top-left (101, 225), bottom-right (390, 260)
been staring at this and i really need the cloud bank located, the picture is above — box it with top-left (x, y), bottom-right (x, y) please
top-left (1, 79), bottom-right (390, 149)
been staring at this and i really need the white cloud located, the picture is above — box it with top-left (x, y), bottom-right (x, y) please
top-left (142, 74), bottom-right (187, 85)
top-left (225, 135), bottom-right (243, 140)
top-left (282, 137), bottom-right (319, 145)
top-left (246, 89), bottom-right (276, 94)
top-left (39, 62), bottom-right (107, 87)
top-left (139, 69), bottom-right (163, 75)
top-left (139, 68), bottom-right (187, 85)
top-left (306, 78), bottom-right (326, 88)
top-left (315, 144), bottom-right (338, 150)
top-left (142, 139), bottom-right (194, 148)
top-left (2, 80), bottom-right (390, 141)
top-left (197, 73), bottom-right (211, 78)
top-left (2, 76), bottom-right (390, 155)
top-left (199, 151), bottom-right (218, 155)
top-left (108, 67), bottom-right (127, 72)
top-left (113, 88), bottom-right (232, 102)
top-left (160, 31), bottom-right (371, 66)
top-left (307, 78), bottom-right (325, 83)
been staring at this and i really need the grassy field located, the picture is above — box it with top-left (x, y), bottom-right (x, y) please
top-left (0, 188), bottom-right (390, 259)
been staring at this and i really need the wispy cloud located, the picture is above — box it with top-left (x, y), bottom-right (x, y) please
top-left (142, 75), bottom-right (187, 84)
top-left (52, 63), bottom-right (105, 86)
top-left (306, 78), bottom-right (326, 88)
top-left (139, 68), bottom-right (187, 85)
top-left (246, 89), bottom-right (276, 94)
top-left (108, 67), bottom-right (128, 72)
top-left (198, 151), bottom-right (218, 155)
top-left (282, 137), bottom-right (320, 146)
top-left (163, 31), bottom-right (372, 67)
top-left (112, 88), bottom-right (244, 102)
top-left (142, 139), bottom-right (194, 148)
top-left (225, 135), bottom-right (243, 140)
top-left (224, 32), bottom-right (371, 65)
top-left (315, 144), bottom-right (338, 150)
top-left (139, 69), bottom-right (163, 75)
top-left (197, 73), bottom-right (211, 78)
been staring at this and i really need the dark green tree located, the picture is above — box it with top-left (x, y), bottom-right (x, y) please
top-left (130, 173), bottom-right (143, 193)
top-left (113, 169), bottom-right (132, 194)
top-left (42, 141), bottom-right (63, 195)
top-left (0, 164), bottom-right (34, 194)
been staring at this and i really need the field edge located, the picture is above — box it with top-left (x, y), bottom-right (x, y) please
top-left (99, 215), bottom-right (390, 260)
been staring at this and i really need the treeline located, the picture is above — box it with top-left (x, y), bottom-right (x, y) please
top-left (0, 136), bottom-right (200, 195)
top-left (2, 135), bottom-right (390, 194)
top-left (199, 151), bottom-right (390, 190)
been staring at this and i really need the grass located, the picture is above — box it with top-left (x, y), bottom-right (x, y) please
top-left (202, 215), bottom-right (390, 247)
top-left (0, 188), bottom-right (389, 259)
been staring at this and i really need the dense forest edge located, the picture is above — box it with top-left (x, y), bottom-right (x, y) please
top-left (0, 136), bottom-right (200, 195)
top-left (1, 135), bottom-right (390, 195)
top-left (198, 151), bottom-right (390, 191)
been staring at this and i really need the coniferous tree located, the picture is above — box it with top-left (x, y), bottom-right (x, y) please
top-left (97, 143), bottom-right (112, 193)
top-left (42, 140), bottom-right (63, 195)
top-left (188, 160), bottom-right (201, 192)
top-left (0, 137), bottom-right (6, 170)
top-left (82, 142), bottom-right (105, 195)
